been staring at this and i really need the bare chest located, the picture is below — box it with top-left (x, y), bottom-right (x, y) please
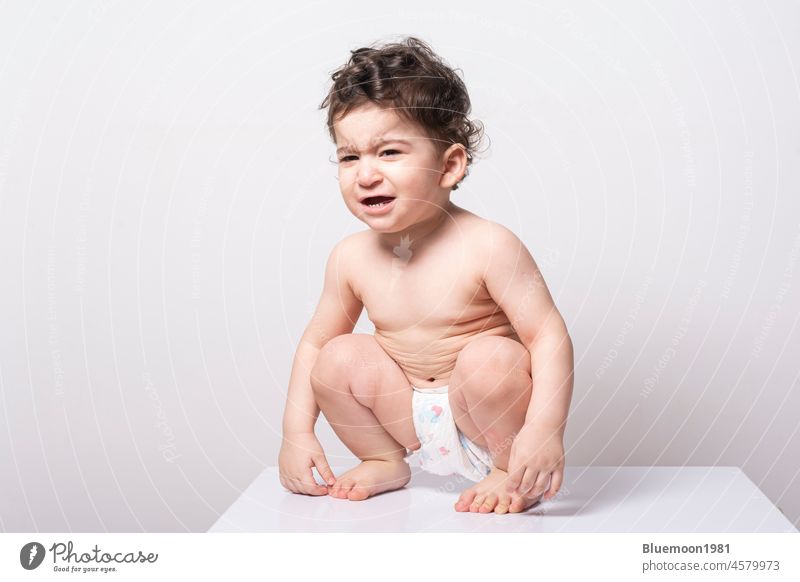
top-left (352, 241), bottom-right (498, 333)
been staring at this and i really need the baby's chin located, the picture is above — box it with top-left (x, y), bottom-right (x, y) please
top-left (351, 212), bottom-right (408, 234)
top-left (360, 221), bottom-right (406, 234)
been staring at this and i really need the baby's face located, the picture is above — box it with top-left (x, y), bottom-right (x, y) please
top-left (333, 103), bottom-right (451, 233)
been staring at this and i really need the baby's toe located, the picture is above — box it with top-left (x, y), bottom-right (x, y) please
top-left (347, 483), bottom-right (371, 501)
top-left (508, 494), bottom-right (525, 513)
top-left (494, 495), bottom-right (511, 514)
top-left (455, 490), bottom-right (475, 512)
top-left (470, 494), bottom-right (487, 513)
top-left (332, 479), bottom-right (353, 499)
top-left (509, 491), bottom-right (540, 513)
top-left (479, 493), bottom-right (498, 513)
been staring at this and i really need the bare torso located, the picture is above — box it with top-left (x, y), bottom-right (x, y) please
top-left (346, 205), bottom-right (521, 388)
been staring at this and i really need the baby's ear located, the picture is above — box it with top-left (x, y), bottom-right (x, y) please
top-left (439, 144), bottom-right (467, 189)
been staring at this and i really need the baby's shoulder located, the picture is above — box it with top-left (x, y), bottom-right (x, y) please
top-left (457, 213), bottom-right (524, 257)
top-left (328, 231), bottom-right (371, 270)
top-left (335, 230), bottom-right (372, 255)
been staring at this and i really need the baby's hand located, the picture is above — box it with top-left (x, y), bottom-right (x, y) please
top-left (505, 427), bottom-right (564, 501)
top-left (278, 432), bottom-right (336, 495)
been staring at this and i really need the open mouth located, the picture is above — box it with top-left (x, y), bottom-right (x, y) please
top-left (361, 195), bottom-right (395, 208)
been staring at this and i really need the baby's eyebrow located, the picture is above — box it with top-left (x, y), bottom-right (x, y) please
top-left (336, 137), bottom-right (414, 155)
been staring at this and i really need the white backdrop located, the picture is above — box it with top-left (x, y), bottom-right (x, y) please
top-left (0, 0), bottom-right (798, 532)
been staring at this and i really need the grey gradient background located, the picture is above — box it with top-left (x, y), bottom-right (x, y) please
top-left (0, 0), bottom-right (798, 532)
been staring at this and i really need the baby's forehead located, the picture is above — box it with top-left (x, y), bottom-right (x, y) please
top-left (333, 107), bottom-right (430, 150)
top-left (335, 133), bottom-right (426, 154)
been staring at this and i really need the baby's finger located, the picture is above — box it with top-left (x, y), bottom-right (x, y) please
top-left (544, 468), bottom-right (563, 500)
top-left (504, 464), bottom-right (524, 493)
top-left (530, 471), bottom-right (551, 498)
top-left (314, 455), bottom-right (336, 486)
top-left (281, 474), bottom-right (298, 494)
top-left (298, 469), bottom-right (328, 496)
top-left (517, 468), bottom-right (539, 495)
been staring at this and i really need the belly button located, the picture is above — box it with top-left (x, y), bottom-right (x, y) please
top-left (427, 377), bottom-right (435, 382)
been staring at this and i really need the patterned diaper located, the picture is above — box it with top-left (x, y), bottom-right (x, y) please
top-left (404, 385), bottom-right (493, 482)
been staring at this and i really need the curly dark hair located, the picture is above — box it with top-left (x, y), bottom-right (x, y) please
top-left (319, 37), bottom-right (486, 190)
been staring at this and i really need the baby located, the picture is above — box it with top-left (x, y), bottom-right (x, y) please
top-left (279, 37), bottom-right (574, 514)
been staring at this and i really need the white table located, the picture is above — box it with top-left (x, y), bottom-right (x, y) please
top-left (208, 466), bottom-right (796, 533)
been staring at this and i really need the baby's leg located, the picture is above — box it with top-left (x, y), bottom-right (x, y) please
top-left (448, 336), bottom-right (534, 514)
top-left (310, 333), bottom-right (420, 500)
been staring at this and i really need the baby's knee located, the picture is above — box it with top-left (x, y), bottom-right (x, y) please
top-left (312, 334), bottom-right (385, 401)
top-left (456, 337), bottom-right (527, 381)
top-left (454, 338), bottom-right (532, 403)
top-left (311, 334), bottom-right (360, 392)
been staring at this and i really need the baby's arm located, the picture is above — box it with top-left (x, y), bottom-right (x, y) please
top-left (279, 238), bottom-right (364, 495)
top-left (480, 223), bottom-right (574, 500)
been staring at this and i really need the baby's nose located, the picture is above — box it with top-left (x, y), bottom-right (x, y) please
top-left (356, 161), bottom-right (382, 186)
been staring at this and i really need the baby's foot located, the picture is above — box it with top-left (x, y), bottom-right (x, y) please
top-left (454, 467), bottom-right (542, 514)
top-left (328, 459), bottom-right (411, 501)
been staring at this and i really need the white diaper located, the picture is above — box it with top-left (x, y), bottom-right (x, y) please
top-left (404, 385), bottom-right (492, 482)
